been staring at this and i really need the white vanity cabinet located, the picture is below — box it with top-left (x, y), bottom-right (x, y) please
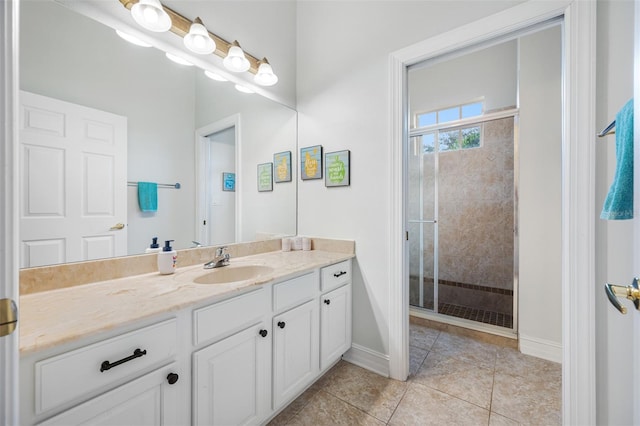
top-left (319, 260), bottom-right (352, 371)
top-left (21, 318), bottom-right (186, 425)
top-left (192, 288), bottom-right (270, 425)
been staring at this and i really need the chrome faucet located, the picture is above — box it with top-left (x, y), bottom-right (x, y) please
top-left (204, 246), bottom-right (230, 269)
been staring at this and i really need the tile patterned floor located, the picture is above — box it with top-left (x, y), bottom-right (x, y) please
top-left (268, 317), bottom-right (561, 425)
top-left (437, 303), bottom-right (513, 328)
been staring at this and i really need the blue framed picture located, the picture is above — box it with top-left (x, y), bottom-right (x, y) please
top-left (274, 151), bottom-right (292, 183)
top-left (257, 163), bottom-right (273, 192)
top-left (301, 145), bottom-right (323, 180)
top-left (222, 172), bottom-right (235, 192)
top-left (325, 150), bottom-right (350, 187)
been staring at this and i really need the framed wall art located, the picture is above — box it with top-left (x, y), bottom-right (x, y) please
top-left (325, 150), bottom-right (350, 187)
top-left (300, 145), bottom-right (323, 180)
top-left (257, 163), bottom-right (273, 192)
top-left (222, 172), bottom-right (235, 192)
top-left (273, 151), bottom-right (292, 183)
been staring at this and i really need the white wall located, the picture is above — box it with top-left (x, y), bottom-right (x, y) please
top-left (518, 26), bottom-right (563, 360)
top-left (409, 40), bottom-right (518, 115)
top-left (595, 1), bottom-right (635, 424)
top-left (297, 0), bottom-right (525, 356)
top-left (207, 128), bottom-right (235, 245)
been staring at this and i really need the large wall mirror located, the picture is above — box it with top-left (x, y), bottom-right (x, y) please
top-left (19, 0), bottom-right (297, 268)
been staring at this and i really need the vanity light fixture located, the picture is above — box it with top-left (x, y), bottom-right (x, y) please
top-left (254, 58), bottom-right (278, 86)
top-left (223, 41), bottom-right (251, 73)
top-left (115, 29), bottom-right (152, 47)
top-left (165, 52), bottom-right (193, 66)
top-left (234, 84), bottom-right (254, 94)
top-left (204, 70), bottom-right (228, 82)
top-left (183, 17), bottom-right (215, 54)
top-left (130, 0), bottom-right (172, 32)
top-left (120, 0), bottom-right (279, 85)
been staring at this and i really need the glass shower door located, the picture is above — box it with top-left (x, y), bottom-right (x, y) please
top-left (408, 134), bottom-right (437, 311)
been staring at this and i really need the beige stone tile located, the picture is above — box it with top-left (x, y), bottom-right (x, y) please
top-left (489, 412), bottom-right (520, 426)
top-left (268, 382), bottom-right (323, 426)
top-left (409, 323), bottom-right (440, 350)
top-left (496, 347), bottom-right (561, 382)
top-left (411, 350), bottom-right (494, 409)
top-left (321, 362), bottom-right (408, 422)
top-left (389, 383), bottom-right (490, 426)
top-left (491, 371), bottom-right (561, 425)
top-left (431, 331), bottom-right (499, 370)
top-left (409, 346), bottom-right (428, 377)
top-left (287, 391), bottom-right (384, 426)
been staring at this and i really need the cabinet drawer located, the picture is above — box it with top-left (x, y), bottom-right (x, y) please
top-left (321, 260), bottom-right (352, 292)
top-left (193, 288), bottom-right (268, 346)
top-left (273, 272), bottom-right (317, 313)
top-left (35, 319), bottom-right (177, 415)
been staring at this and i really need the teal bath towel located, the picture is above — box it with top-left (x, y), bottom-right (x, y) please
top-left (601, 99), bottom-right (634, 220)
top-left (138, 182), bottom-right (158, 212)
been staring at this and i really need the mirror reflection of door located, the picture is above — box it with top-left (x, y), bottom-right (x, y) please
top-left (19, 91), bottom-right (128, 268)
top-left (205, 127), bottom-right (236, 246)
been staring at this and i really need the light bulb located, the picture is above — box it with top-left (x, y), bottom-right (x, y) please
top-left (184, 17), bottom-right (216, 55)
top-left (235, 84), bottom-right (254, 94)
top-left (165, 52), bottom-right (193, 66)
top-left (131, 0), bottom-right (171, 32)
top-left (254, 58), bottom-right (278, 86)
top-left (115, 29), bottom-right (152, 47)
top-left (204, 70), bottom-right (227, 82)
top-left (223, 41), bottom-right (250, 73)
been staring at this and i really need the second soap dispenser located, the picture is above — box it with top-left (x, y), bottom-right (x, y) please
top-left (158, 240), bottom-right (177, 274)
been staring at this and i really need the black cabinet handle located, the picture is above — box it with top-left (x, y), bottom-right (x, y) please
top-left (167, 373), bottom-right (179, 385)
top-left (277, 321), bottom-right (286, 329)
top-left (259, 329), bottom-right (268, 337)
top-left (100, 348), bottom-right (147, 372)
top-left (333, 271), bottom-right (347, 278)
top-left (324, 299), bottom-right (331, 305)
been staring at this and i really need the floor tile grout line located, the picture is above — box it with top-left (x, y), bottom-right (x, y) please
top-left (408, 380), bottom-right (493, 413)
top-left (317, 388), bottom-right (398, 424)
top-left (384, 381), bottom-right (411, 425)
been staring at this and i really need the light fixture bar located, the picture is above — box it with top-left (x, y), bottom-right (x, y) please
top-left (119, 0), bottom-right (261, 74)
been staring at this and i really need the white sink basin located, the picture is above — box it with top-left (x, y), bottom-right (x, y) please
top-left (193, 265), bottom-right (274, 284)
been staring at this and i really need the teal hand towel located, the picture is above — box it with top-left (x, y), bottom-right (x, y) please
top-left (138, 182), bottom-right (158, 212)
top-left (601, 99), bottom-right (634, 220)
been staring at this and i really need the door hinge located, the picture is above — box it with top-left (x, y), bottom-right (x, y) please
top-left (0, 298), bottom-right (18, 337)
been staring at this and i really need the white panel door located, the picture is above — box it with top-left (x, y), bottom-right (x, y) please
top-left (272, 299), bottom-right (319, 410)
top-left (19, 91), bottom-right (127, 267)
top-left (320, 284), bottom-right (352, 371)
top-left (193, 323), bottom-right (270, 426)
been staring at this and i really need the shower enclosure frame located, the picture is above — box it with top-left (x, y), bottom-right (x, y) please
top-left (407, 108), bottom-right (520, 337)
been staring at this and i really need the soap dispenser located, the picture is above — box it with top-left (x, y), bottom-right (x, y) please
top-left (157, 240), bottom-right (177, 275)
top-left (145, 237), bottom-right (161, 254)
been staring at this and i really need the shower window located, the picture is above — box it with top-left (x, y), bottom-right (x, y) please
top-left (415, 101), bottom-right (484, 153)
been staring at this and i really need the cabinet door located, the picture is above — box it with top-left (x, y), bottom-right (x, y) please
top-left (38, 363), bottom-right (183, 426)
top-left (320, 284), bottom-right (352, 371)
top-left (193, 323), bottom-right (270, 426)
top-left (273, 299), bottom-right (319, 409)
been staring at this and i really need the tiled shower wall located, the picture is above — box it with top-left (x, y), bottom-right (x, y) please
top-left (409, 117), bottom-right (514, 316)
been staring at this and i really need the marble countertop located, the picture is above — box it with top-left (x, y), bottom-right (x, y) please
top-left (19, 250), bottom-right (354, 355)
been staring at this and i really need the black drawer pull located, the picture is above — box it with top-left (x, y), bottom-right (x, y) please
top-left (333, 271), bottom-right (347, 278)
top-left (278, 321), bottom-right (286, 329)
top-left (324, 299), bottom-right (331, 305)
top-left (100, 348), bottom-right (147, 372)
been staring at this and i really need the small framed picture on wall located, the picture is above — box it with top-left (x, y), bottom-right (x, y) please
top-left (325, 150), bottom-right (350, 187)
top-left (300, 145), bottom-right (323, 180)
top-left (222, 172), bottom-right (235, 192)
top-left (257, 163), bottom-right (273, 192)
top-left (273, 151), bottom-right (292, 183)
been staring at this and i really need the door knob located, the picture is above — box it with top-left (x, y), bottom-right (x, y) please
top-left (110, 223), bottom-right (125, 230)
top-left (604, 278), bottom-right (640, 314)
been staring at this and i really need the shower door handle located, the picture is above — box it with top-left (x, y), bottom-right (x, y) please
top-left (604, 278), bottom-right (640, 314)
top-left (408, 220), bottom-right (437, 223)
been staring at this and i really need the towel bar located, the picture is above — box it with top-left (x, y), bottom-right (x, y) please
top-left (127, 182), bottom-right (181, 189)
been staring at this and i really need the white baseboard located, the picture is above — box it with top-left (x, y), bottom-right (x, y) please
top-left (342, 344), bottom-right (390, 377)
top-left (519, 334), bottom-right (562, 363)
